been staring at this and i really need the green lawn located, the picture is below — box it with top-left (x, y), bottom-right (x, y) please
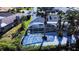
top-left (0, 24), bottom-right (22, 50)
top-left (22, 16), bottom-right (32, 30)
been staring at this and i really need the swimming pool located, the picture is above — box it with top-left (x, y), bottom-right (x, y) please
top-left (22, 32), bottom-right (76, 46)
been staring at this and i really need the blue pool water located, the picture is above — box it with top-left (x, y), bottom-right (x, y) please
top-left (22, 32), bottom-right (76, 46)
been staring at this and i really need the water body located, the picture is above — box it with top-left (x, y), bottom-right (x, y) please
top-left (22, 32), bottom-right (76, 46)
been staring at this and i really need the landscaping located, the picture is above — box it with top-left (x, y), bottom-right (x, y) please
top-left (0, 15), bottom-right (32, 51)
top-left (1, 7), bottom-right (79, 51)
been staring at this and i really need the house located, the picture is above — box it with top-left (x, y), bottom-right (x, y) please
top-left (0, 13), bottom-right (26, 34)
top-left (0, 7), bottom-right (13, 12)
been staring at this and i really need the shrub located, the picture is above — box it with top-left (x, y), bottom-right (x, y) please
top-left (0, 36), bottom-right (22, 51)
top-left (22, 11), bottom-right (24, 13)
top-left (22, 45), bottom-right (40, 51)
top-left (0, 39), bottom-right (16, 51)
top-left (21, 16), bottom-right (32, 30)
top-left (21, 16), bottom-right (27, 21)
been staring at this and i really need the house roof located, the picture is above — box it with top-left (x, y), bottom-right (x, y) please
top-left (0, 12), bottom-right (13, 17)
top-left (1, 13), bottom-right (25, 27)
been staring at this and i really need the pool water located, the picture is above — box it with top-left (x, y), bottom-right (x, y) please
top-left (22, 32), bottom-right (76, 46)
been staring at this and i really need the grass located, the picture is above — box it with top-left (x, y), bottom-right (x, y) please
top-left (0, 24), bottom-right (22, 51)
top-left (1, 24), bottom-right (22, 40)
top-left (22, 44), bottom-right (56, 51)
top-left (22, 16), bottom-right (32, 30)
top-left (22, 45), bottom-right (40, 51)
top-left (0, 39), bottom-right (16, 51)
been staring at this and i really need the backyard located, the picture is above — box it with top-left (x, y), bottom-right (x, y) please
top-left (0, 7), bottom-right (79, 51)
top-left (0, 15), bottom-right (32, 51)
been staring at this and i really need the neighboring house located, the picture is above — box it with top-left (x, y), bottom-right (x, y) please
top-left (0, 16), bottom-right (6, 27)
top-left (0, 7), bottom-right (13, 12)
top-left (0, 13), bottom-right (26, 34)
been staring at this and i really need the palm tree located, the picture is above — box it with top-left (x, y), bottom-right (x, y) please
top-left (65, 8), bottom-right (79, 50)
top-left (39, 7), bottom-right (54, 50)
top-left (39, 11), bottom-right (48, 50)
top-left (57, 16), bottom-right (63, 50)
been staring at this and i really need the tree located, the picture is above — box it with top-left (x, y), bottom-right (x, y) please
top-left (39, 8), bottom-right (48, 50)
top-left (66, 10), bottom-right (79, 34)
top-left (65, 8), bottom-right (79, 50)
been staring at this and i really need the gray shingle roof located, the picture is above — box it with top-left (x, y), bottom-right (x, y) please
top-left (1, 13), bottom-right (25, 26)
